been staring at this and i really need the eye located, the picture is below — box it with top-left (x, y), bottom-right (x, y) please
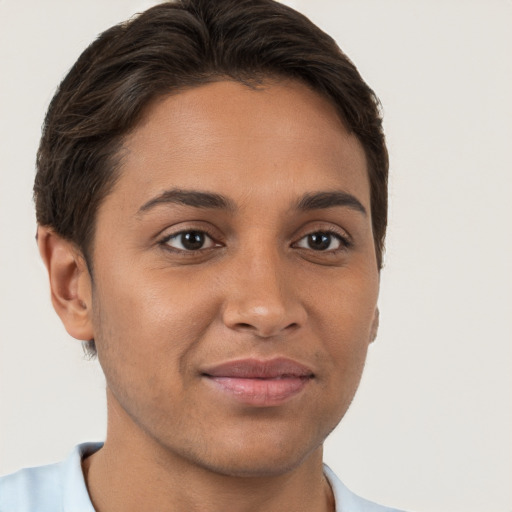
top-left (294, 231), bottom-right (346, 251)
top-left (162, 230), bottom-right (218, 251)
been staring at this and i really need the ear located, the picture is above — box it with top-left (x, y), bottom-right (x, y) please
top-left (369, 307), bottom-right (380, 344)
top-left (37, 226), bottom-right (94, 341)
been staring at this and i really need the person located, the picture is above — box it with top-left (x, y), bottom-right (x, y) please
top-left (0, 0), bottom-right (403, 510)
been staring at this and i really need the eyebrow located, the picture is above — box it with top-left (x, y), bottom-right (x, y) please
top-left (296, 191), bottom-right (367, 215)
top-left (137, 188), bottom-right (366, 217)
top-left (138, 189), bottom-right (236, 214)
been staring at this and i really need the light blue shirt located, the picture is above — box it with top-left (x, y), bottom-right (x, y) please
top-left (0, 443), bottom-right (404, 511)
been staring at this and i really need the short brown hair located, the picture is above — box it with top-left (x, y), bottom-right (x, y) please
top-left (34, 0), bottom-right (388, 354)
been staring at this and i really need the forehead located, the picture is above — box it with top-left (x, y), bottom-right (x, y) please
top-left (108, 79), bottom-right (370, 212)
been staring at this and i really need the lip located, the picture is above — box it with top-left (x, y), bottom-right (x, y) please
top-left (202, 358), bottom-right (314, 407)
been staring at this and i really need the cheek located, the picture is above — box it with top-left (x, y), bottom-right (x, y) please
top-left (312, 272), bottom-right (378, 387)
top-left (314, 265), bottom-right (378, 329)
top-left (90, 267), bottom-right (222, 378)
top-left (89, 273), bottom-right (220, 427)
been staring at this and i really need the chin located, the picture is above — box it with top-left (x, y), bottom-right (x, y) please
top-left (178, 428), bottom-right (324, 479)
top-left (196, 450), bottom-right (316, 479)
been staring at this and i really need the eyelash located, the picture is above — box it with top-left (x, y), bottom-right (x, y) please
top-left (159, 229), bottom-right (221, 253)
top-left (158, 227), bottom-right (351, 254)
top-left (293, 229), bottom-right (352, 253)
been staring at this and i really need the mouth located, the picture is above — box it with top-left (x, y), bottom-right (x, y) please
top-left (201, 358), bottom-right (315, 407)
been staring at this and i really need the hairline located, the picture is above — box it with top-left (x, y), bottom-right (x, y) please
top-left (80, 74), bottom-right (376, 274)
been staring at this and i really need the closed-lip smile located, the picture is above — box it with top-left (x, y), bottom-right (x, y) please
top-left (202, 358), bottom-right (314, 407)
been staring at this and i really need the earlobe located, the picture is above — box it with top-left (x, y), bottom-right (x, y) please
top-left (369, 307), bottom-right (379, 344)
top-left (37, 226), bottom-right (94, 341)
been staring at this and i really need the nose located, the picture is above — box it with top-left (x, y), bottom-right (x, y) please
top-left (221, 250), bottom-right (306, 338)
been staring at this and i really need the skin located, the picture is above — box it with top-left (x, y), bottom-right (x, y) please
top-left (39, 79), bottom-right (380, 512)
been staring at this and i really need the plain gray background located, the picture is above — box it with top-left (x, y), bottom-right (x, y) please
top-left (1, 1), bottom-right (511, 511)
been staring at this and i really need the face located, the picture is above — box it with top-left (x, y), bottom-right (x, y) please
top-left (88, 80), bottom-right (379, 477)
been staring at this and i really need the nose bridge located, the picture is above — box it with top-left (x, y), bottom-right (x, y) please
top-left (222, 236), bottom-right (304, 337)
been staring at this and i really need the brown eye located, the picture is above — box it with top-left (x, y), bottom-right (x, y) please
top-left (164, 231), bottom-right (216, 251)
top-left (295, 232), bottom-right (343, 251)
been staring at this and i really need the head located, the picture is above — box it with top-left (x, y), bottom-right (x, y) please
top-left (35, 0), bottom-right (388, 477)
top-left (35, 0), bottom-right (387, 281)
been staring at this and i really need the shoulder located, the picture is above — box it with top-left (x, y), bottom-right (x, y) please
top-left (324, 465), bottom-right (408, 512)
top-left (0, 443), bottom-right (101, 512)
top-left (0, 461), bottom-right (63, 512)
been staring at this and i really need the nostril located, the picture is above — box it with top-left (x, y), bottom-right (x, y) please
top-left (224, 302), bottom-right (306, 338)
top-left (234, 321), bottom-right (297, 337)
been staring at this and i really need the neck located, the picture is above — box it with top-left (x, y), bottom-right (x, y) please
top-left (82, 394), bottom-right (334, 512)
